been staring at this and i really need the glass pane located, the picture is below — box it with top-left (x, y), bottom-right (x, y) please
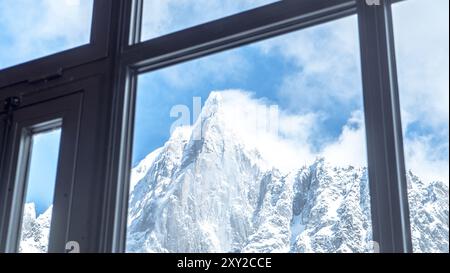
top-left (0, 0), bottom-right (94, 69)
top-left (18, 128), bottom-right (61, 253)
top-left (141, 0), bottom-right (278, 41)
top-left (127, 16), bottom-right (376, 253)
top-left (392, 0), bottom-right (449, 253)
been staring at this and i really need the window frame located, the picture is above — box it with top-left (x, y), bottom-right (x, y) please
top-left (0, 92), bottom-right (83, 253)
top-left (104, 0), bottom-right (413, 253)
top-left (7, 118), bottom-right (63, 253)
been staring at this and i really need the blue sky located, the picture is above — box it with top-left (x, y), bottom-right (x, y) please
top-left (0, 0), bottom-right (448, 216)
top-left (24, 129), bottom-right (61, 215)
top-left (0, 0), bottom-right (92, 69)
top-left (133, 15), bottom-right (365, 166)
top-left (392, 0), bottom-right (449, 182)
top-left (140, 0), bottom-right (278, 41)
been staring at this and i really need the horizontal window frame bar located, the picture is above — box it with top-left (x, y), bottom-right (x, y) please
top-left (120, 0), bottom-right (357, 72)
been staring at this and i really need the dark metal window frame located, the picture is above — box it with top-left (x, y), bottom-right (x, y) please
top-left (0, 92), bottom-right (83, 253)
top-left (0, 0), bottom-right (413, 253)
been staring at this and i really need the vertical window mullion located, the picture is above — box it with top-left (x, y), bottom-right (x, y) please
top-left (357, 0), bottom-right (412, 252)
top-left (129, 0), bottom-right (143, 45)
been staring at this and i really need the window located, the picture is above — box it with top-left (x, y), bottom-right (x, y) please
top-left (140, 0), bottom-right (278, 41)
top-left (17, 126), bottom-right (62, 253)
top-left (392, 0), bottom-right (449, 252)
top-left (126, 15), bottom-right (375, 253)
top-left (1, 0), bottom-right (442, 255)
top-left (0, 0), bottom-right (94, 69)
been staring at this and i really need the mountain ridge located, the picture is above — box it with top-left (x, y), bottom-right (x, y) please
top-left (126, 91), bottom-right (448, 253)
top-left (20, 91), bottom-right (449, 253)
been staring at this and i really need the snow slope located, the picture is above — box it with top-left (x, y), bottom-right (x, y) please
top-left (19, 203), bottom-right (52, 253)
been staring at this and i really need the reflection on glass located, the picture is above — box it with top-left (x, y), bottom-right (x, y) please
top-left (18, 129), bottom-right (61, 253)
top-left (127, 16), bottom-right (376, 253)
top-left (0, 0), bottom-right (94, 69)
top-left (141, 0), bottom-right (278, 41)
top-left (392, 0), bottom-right (449, 253)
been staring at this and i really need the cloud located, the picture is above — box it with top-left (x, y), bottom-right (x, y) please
top-left (138, 1), bottom-right (448, 186)
top-left (0, 0), bottom-right (445, 222)
top-left (198, 90), bottom-right (368, 172)
top-left (392, 0), bottom-right (449, 185)
top-left (137, 13), bottom-right (370, 170)
top-left (403, 136), bottom-right (449, 185)
top-left (146, 49), bottom-right (250, 90)
top-left (141, 0), bottom-right (277, 40)
top-left (321, 111), bottom-right (367, 167)
top-left (0, 0), bottom-right (93, 68)
top-left (393, 0), bottom-right (449, 129)
top-left (214, 90), bottom-right (318, 170)
top-left (254, 15), bottom-right (363, 115)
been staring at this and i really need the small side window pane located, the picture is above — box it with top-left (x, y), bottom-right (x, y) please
top-left (18, 128), bottom-right (61, 253)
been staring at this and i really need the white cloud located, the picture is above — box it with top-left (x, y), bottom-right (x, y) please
top-left (0, 0), bottom-right (432, 184)
top-left (150, 49), bottom-right (250, 90)
top-left (254, 15), bottom-right (363, 114)
top-left (321, 111), bottom-right (367, 168)
top-left (393, 0), bottom-right (449, 129)
top-left (139, 12), bottom-right (370, 170)
top-left (141, 0), bottom-right (277, 40)
top-left (0, 0), bottom-right (93, 68)
top-left (203, 90), bottom-right (318, 171)
top-left (139, 6), bottom-right (364, 120)
top-left (403, 136), bottom-right (449, 185)
top-left (199, 90), bottom-right (368, 172)
top-left (392, 0), bottom-right (449, 185)
top-left (139, 1), bottom-right (448, 185)
top-left (64, 0), bottom-right (81, 7)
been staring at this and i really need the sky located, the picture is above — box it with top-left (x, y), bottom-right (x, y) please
top-left (141, 0), bottom-right (278, 41)
top-left (0, 0), bottom-right (93, 69)
top-left (392, 0), bottom-right (449, 185)
top-left (133, 14), bottom-right (367, 169)
top-left (24, 129), bottom-right (61, 215)
top-left (0, 0), bottom-right (448, 217)
top-left (133, 0), bottom-right (449, 187)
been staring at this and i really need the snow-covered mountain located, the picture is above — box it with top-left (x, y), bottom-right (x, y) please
top-left (19, 91), bottom-right (449, 253)
top-left (126, 91), bottom-right (449, 253)
top-left (19, 203), bottom-right (52, 253)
